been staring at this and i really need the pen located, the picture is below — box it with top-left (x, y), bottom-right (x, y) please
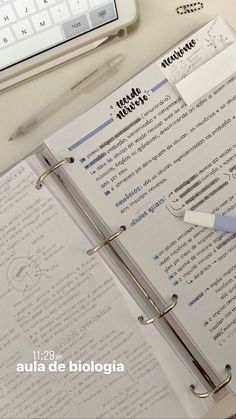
top-left (183, 210), bottom-right (236, 234)
top-left (9, 53), bottom-right (124, 141)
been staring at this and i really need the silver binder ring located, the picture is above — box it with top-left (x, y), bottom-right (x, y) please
top-left (190, 365), bottom-right (232, 398)
top-left (87, 226), bottom-right (126, 256)
top-left (138, 294), bottom-right (178, 325)
top-left (36, 157), bottom-right (74, 189)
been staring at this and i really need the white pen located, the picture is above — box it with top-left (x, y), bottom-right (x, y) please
top-left (9, 53), bottom-right (124, 141)
top-left (183, 210), bottom-right (236, 234)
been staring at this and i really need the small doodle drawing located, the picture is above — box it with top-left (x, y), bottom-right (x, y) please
top-left (7, 254), bottom-right (49, 294)
top-left (165, 192), bottom-right (185, 218)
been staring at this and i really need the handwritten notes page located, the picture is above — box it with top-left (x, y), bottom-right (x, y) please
top-left (0, 160), bottom-right (192, 419)
top-left (44, 53), bottom-right (236, 394)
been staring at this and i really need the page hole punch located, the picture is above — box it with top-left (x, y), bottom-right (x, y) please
top-left (36, 157), bottom-right (74, 189)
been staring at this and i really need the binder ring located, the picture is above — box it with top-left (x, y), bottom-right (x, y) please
top-left (36, 157), bottom-right (74, 189)
top-left (87, 225), bottom-right (126, 256)
top-left (190, 365), bottom-right (232, 398)
top-left (138, 294), bottom-right (178, 325)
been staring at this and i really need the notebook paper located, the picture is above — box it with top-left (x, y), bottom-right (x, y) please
top-left (0, 160), bottom-right (195, 419)
top-left (44, 31), bottom-right (236, 395)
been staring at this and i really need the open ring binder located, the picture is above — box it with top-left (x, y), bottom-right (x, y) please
top-left (87, 225), bottom-right (126, 255)
top-left (36, 157), bottom-right (74, 189)
top-left (138, 294), bottom-right (178, 325)
top-left (190, 364), bottom-right (232, 398)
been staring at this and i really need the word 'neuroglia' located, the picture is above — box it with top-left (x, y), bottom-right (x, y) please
top-left (116, 87), bottom-right (148, 120)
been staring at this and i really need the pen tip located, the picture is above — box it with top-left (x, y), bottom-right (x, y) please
top-left (8, 137), bottom-right (13, 141)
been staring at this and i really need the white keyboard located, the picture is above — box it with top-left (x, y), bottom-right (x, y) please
top-left (0, 0), bottom-right (117, 69)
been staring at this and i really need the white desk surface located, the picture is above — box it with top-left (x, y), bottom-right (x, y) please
top-left (1, 0), bottom-right (236, 417)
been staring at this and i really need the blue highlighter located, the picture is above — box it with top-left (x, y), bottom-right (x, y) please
top-left (183, 210), bottom-right (236, 234)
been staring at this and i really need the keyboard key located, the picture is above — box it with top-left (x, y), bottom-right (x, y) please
top-left (31, 10), bottom-right (52, 31)
top-left (89, 0), bottom-right (106, 6)
top-left (62, 14), bottom-right (89, 39)
top-left (0, 27), bottom-right (14, 48)
top-left (12, 18), bottom-right (33, 39)
top-left (35, 0), bottom-right (56, 9)
top-left (68, 0), bottom-right (88, 15)
top-left (90, 3), bottom-right (116, 27)
top-left (50, 2), bottom-right (70, 23)
top-left (1, 26), bottom-right (63, 69)
top-left (0, 4), bottom-right (16, 27)
top-left (13, 0), bottom-right (36, 18)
